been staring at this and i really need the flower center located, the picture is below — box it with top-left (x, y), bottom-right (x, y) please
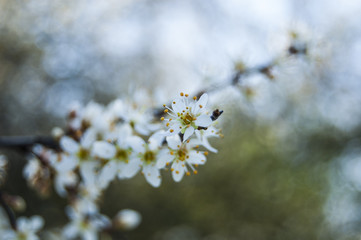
top-left (177, 146), bottom-right (188, 161)
top-left (80, 219), bottom-right (90, 230)
top-left (77, 148), bottom-right (90, 161)
top-left (17, 233), bottom-right (27, 240)
top-left (115, 148), bottom-right (130, 163)
top-left (179, 112), bottom-right (196, 126)
top-left (143, 151), bottom-right (155, 163)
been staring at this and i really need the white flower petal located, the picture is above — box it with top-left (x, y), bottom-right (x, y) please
top-left (55, 171), bottom-right (77, 197)
top-left (148, 131), bottom-right (165, 150)
top-left (200, 138), bottom-right (218, 153)
top-left (81, 128), bottom-right (97, 149)
top-left (188, 151), bottom-right (207, 165)
top-left (128, 136), bottom-right (146, 153)
top-left (192, 93), bottom-right (208, 114)
top-left (30, 216), bottom-right (44, 231)
top-left (171, 161), bottom-right (185, 182)
top-left (92, 141), bottom-right (116, 159)
top-left (166, 121), bottom-right (182, 135)
top-left (157, 149), bottom-right (174, 169)
top-left (93, 214), bottom-right (111, 229)
top-left (63, 224), bottom-right (78, 238)
top-left (122, 158), bottom-right (141, 178)
top-left (134, 124), bottom-right (150, 136)
top-left (116, 162), bottom-right (128, 179)
top-left (98, 161), bottom-right (117, 188)
top-left (80, 161), bottom-right (98, 184)
top-left (172, 98), bottom-right (186, 113)
top-left (194, 115), bottom-right (212, 127)
top-left (54, 154), bottom-right (77, 172)
top-left (60, 136), bottom-right (79, 154)
top-left (116, 124), bottom-right (133, 146)
top-left (143, 165), bottom-right (161, 187)
top-left (147, 123), bottom-right (161, 132)
top-left (84, 230), bottom-right (97, 240)
top-left (166, 135), bottom-right (181, 149)
top-left (17, 217), bottom-right (27, 232)
top-left (183, 127), bottom-right (194, 142)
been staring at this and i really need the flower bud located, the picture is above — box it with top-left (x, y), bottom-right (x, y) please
top-left (3, 194), bottom-right (26, 212)
top-left (51, 127), bottom-right (64, 139)
top-left (113, 209), bottom-right (141, 231)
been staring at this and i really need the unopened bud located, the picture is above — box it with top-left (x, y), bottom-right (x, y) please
top-left (113, 209), bottom-right (141, 231)
top-left (4, 194), bottom-right (26, 212)
top-left (51, 127), bottom-right (64, 139)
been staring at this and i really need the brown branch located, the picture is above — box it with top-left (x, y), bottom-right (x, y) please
top-left (0, 136), bottom-right (59, 150)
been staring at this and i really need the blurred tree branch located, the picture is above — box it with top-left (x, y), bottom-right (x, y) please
top-left (0, 136), bottom-right (59, 150)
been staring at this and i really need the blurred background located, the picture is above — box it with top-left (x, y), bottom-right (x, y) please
top-left (1, 0), bottom-right (361, 239)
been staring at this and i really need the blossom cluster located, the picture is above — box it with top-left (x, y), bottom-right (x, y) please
top-left (12, 92), bottom-right (223, 239)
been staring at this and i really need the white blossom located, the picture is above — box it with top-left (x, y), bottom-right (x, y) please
top-left (195, 126), bottom-right (221, 153)
top-left (3, 216), bottom-right (44, 240)
top-left (163, 93), bottom-right (213, 141)
top-left (60, 128), bottom-right (97, 167)
top-left (63, 202), bottom-right (110, 240)
top-left (135, 131), bottom-right (166, 187)
top-left (158, 135), bottom-right (207, 182)
top-left (115, 99), bottom-right (160, 136)
top-left (98, 124), bottom-right (145, 188)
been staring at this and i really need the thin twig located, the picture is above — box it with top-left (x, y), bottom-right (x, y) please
top-left (0, 190), bottom-right (16, 230)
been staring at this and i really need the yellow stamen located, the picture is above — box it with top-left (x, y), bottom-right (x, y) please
top-left (193, 170), bottom-right (198, 174)
top-left (193, 96), bottom-right (197, 100)
top-left (175, 171), bottom-right (179, 174)
top-left (204, 151), bottom-right (209, 156)
top-left (186, 172), bottom-right (191, 176)
top-left (164, 109), bottom-right (168, 113)
top-left (185, 94), bottom-right (189, 97)
top-left (199, 105), bottom-right (203, 108)
top-left (171, 168), bottom-right (174, 172)
top-left (170, 129), bottom-right (174, 133)
top-left (166, 123), bottom-right (170, 127)
top-left (160, 117), bottom-right (165, 121)
top-left (180, 92), bottom-right (184, 96)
